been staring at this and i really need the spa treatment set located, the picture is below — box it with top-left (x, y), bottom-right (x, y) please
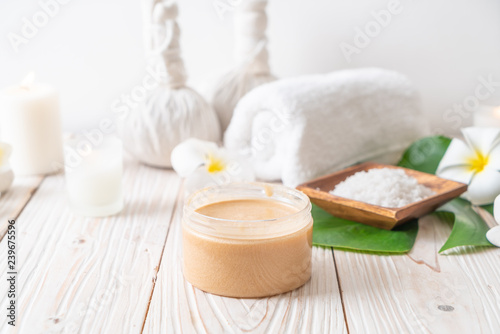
top-left (2, 0), bottom-right (500, 299)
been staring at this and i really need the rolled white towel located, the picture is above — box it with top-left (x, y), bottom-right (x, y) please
top-left (224, 68), bottom-right (429, 186)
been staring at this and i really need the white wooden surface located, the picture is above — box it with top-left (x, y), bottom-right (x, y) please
top-left (0, 176), bottom-right (43, 239)
top-left (143, 187), bottom-right (347, 334)
top-left (335, 215), bottom-right (500, 334)
top-left (0, 162), bottom-right (180, 333)
top-left (0, 162), bottom-right (499, 334)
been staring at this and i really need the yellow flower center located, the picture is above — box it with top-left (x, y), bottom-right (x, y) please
top-left (205, 154), bottom-right (225, 173)
top-left (468, 151), bottom-right (489, 173)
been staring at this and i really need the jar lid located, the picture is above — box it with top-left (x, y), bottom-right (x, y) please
top-left (183, 182), bottom-right (312, 239)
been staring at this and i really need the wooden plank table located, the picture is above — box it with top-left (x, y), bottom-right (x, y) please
top-left (0, 161), bottom-right (499, 333)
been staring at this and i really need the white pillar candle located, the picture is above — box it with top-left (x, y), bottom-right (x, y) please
top-left (0, 73), bottom-right (64, 175)
top-left (65, 136), bottom-right (124, 217)
top-left (474, 106), bottom-right (500, 128)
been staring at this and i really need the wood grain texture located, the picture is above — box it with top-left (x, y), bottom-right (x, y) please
top-left (0, 175), bottom-right (44, 240)
top-left (0, 162), bottom-right (181, 333)
top-left (3, 161), bottom-right (500, 334)
top-left (334, 214), bottom-right (500, 334)
top-left (143, 192), bottom-right (348, 334)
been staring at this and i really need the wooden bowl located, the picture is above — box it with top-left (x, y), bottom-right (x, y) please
top-left (296, 162), bottom-right (467, 230)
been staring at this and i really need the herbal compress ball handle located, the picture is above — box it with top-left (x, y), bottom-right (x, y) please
top-left (234, 0), bottom-right (271, 75)
top-left (212, 0), bottom-right (276, 132)
top-left (143, 0), bottom-right (187, 88)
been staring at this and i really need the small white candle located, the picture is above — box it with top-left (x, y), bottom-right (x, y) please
top-left (0, 73), bottom-right (64, 175)
top-left (65, 137), bottom-right (124, 217)
top-left (474, 106), bottom-right (500, 128)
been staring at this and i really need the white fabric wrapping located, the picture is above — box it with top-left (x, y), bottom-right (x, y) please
top-left (212, 0), bottom-right (276, 132)
top-left (120, 0), bottom-right (220, 167)
top-left (144, 0), bottom-right (186, 88)
top-left (234, 0), bottom-right (270, 74)
top-left (224, 68), bottom-right (430, 186)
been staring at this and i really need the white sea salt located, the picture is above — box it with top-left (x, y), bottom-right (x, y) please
top-left (330, 168), bottom-right (435, 208)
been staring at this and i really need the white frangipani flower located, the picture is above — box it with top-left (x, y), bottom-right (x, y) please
top-left (0, 142), bottom-right (14, 193)
top-left (437, 127), bottom-right (500, 205)
top-left (171, 138), bottom-right (254, 194)
top-left (486, 194), bottom-right (500, 247)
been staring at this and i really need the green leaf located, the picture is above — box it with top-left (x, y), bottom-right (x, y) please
top-left (437, 198), bottom-right (492, 252)
top-left (312, 204), bottom-right (419, 253)
top-left (397, 135), bottom-right (451, 174)
top-left (481, 203), bottom-right (494, 216)
top-left (398, 135), bottom-right (494, 253)
top-left (311, 135), bottom-right (493, 254)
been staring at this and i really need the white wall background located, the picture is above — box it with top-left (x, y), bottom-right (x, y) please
top-left (1, 0), bottom-right (500, 135)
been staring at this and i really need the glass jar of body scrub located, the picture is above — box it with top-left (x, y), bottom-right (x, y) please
top-left (182, 182), bottom-right (313, 298)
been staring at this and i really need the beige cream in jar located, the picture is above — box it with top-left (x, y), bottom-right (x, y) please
top-left (182, 182), bottom-right (313, 298)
